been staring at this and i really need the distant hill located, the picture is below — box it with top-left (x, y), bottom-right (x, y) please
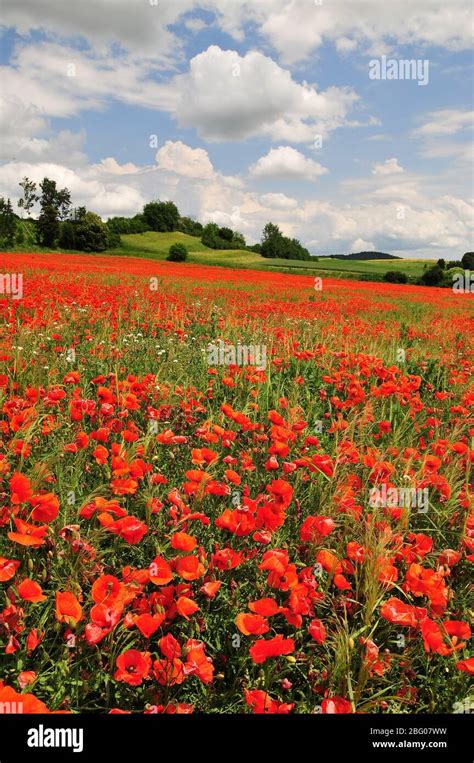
top-left (318, 251), bottom-right (401, 261)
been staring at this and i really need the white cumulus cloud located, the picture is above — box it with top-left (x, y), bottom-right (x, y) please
top-left (250, 146), bottom-right (328, 180)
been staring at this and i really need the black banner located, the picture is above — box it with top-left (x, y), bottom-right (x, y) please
top-left (0, 713), bottom-right (470, 761)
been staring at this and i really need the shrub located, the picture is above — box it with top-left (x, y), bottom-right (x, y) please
top-left (75, 212), bottom-right (108, 252)
top-left (143, 201), bottom-right (179, 232)
top-left (167, 243), bottom-right (188, 262)
top-left (107, 231), bottom-right (121, 249)
top-left (420, 265), bottom-right (445, 286)
top-left (107, 215), bottom-right (148, 234)
top-left (15, 224), bottom-right (25, 247)
top-left (461, 252), bottom-right (474, 270)
top-left (384, 270), bottom-right (408, 284)
top-left (178, 217), bottom-right (203, 237)
top-left (219, 227), bottom-right (234, 242)
top-left (261, 222), bottom-right (311, 260)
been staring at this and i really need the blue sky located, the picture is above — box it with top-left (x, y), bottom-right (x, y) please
top-left (0, 0), bottom-right (472, 258)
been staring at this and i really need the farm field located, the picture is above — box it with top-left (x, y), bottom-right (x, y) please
top-left (108, 232), bottom-right (431, 280)
top-left (0, 250), bottom-right (473, 715)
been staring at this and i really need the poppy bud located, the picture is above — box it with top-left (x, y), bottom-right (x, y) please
top-left (28, 558), bottom-right (34, 572)
top-left (285, 655), bottom-right (297, 663)
top-left (348, 636), bottom-right (355, 649)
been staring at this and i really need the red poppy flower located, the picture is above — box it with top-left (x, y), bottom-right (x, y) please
top-left (300, 515), bottom-right (335, 542)
top-left (175, 555), bottom-right (205, 581)
top-left (321, 696), bottom-right (352, 714)
top-left (380, 597), bottom-right (427, 627)
top-left (171, 532), bottom-right (197, 551)
top-left (456, 657), bottom-right (474, 675)
top-left (249, 635), bottom-right (295, 664)
top-left (236, 612), bottom-right (270, 636)
top-left (18, 671), bottom-right (36, 689)
top-left (153, 658), bottom-right (186, 686)
top-left (17, 579), bottom-right (47, 603)
top-left (133, 613), bottom-right (166, 637)
top-left (248, 597), bottom-right (280, 616)
top-left (114, 649), bottom-right (151, 686)
top-left (0, 685), bottom-right (49, 714)
top-left (309, 618), bottom-right (327, 644)
top-left (245, 689), bottom-right (294, 714)
top-left (8, 519), bottom-right (48, 547)
top-left (0, 557), bottom-right (20, 582)
top-left (108, 515), bottom-right (148, 544)
top-left (443, 620), bottom-right (471, 641)
top-left (55, 592), bottom-right (83, 626)
top-left (91, 575), bottom-right (124, 605)
top-left (184, 640), bottom-right (214, 684)
top-left (200, 581), bottom-right (222, 598)
top-left (30, 493), bottom-right (59, 523)
top-left (149, 556), bottom-right (173, 585)
top-left (176, 596), bottom-right (199, 619)
top-left (26, 628), bottom-right (44, 652)
top-left (10, 473), bottom-right (32, 504)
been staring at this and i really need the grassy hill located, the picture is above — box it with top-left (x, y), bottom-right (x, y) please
top-left (6, 228), bottom-right (433, 281)
top-left (300, 257), bottom-right (428, 278)
top-left (109, 231), bottom-right (262, 269)
top-left (108, 232), bottom-right (430, 281)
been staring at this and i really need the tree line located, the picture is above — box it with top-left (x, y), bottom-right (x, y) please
top-left (0, 176), bottom-right (312, 261)
top-left (0, 177), bottom-right (113, 252)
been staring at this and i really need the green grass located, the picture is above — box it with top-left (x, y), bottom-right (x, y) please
top-left (307, 257), bottom-right (429, 278)
top-left (110, 232), bottom-right (434, 280)
top-left (109, 231), bottom-right (262, 269)
top-left (6, 229), bottom-right (437, 281)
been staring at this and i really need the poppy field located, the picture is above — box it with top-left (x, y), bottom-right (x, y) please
top-left (0, 251), bottom-right (473, 715)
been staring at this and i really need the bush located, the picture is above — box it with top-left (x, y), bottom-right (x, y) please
top-left (107, 231), bottom-right (121, 249)
top-left (75, 212), bottom-right (108, 252)
top-left (167, 243), bottom-right (187, 262)
top-left (260, 222), bottom-right (311, 261)
top-left (461, 252), bottom-right (474, 270)
top-left (107, 215), bottom-right (148, 234)
top-left (201, 222), bottom-right (246, 250)
top-left (143, 201), bottom-right (179, 232)
top-left (219, 227), bottom-right (234, 242)
top-left (384, 270), bottom-right (408, 284)
top-left (178, 217), bottom-right (203, 237)
top-left (420, 265), bottom-right (445, 286)
top-left (15, 224), bottom-right (25, 247)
